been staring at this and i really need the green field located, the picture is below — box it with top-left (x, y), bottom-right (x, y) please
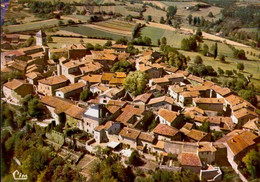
top-left (3, 19), bottom-right (67, 33)
top-left (94, 20), bottom-right (136, 32)
top-left (65, 15), bottom-right (90, 22)
top-left (60, 25), bottom-right (131, 40)
top-left (141, 26), bottom-right (190, 47)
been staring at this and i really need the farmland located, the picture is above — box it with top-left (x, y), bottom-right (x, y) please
top-left (3, 19), bottom-right (67, 33)
top-left (60, 24), bottom-right (131, 40)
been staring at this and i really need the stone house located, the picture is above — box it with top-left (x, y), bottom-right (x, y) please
top-left (192, 98), bottom-right (225, 113)
top-left (3, 79), bottom-right (34, 104)
top-left (198, 142), bottom-right (217, 164)
top-left (55, 82), bottom-right (86, 99)
top-left (158, 108), bottom-right (182, 127)
top-left (99, 88), bottom-right (125, 104)
top-left (38, 75), bottom-right (69, 96)
top-left (80, 103), bottom-right (107, 135)
top-left (94, 121), bottom-right (122, 143)
top-left (137, 132), bottom-right (156, 153)
top-left (231, 108), bottom-right (258, 127)
top-left (146, 96), bottom-right (175, 111)
top-left (119, 127), bottom-right (141, 148)
top-left (152, 124), bottom-right (181, 141)
top-left (185, 129), bottom-right (211, 142)
top-left (181, 153), bottom-right (202, 173)
top-left (26, 71), bottom-right (44, 85)
top-left (178, 90), bottom-right (200, 108)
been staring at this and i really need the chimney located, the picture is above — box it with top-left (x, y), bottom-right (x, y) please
top-left (57, 63), bottom-right (61, 76)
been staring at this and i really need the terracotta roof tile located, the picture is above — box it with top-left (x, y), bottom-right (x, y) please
top-left (186, 129), bottom-right (208, 141)
top-left (158, 108), bottom-right (180, 123)
top-left (181, 153), bottom-right (202, 167)
top-left (38, 75), bottom-right (68, 85)
top-left (152, 124), bottom-right (179, 137)
top-left (147, 96), bottom-right (174, 105)
top-left (133, 93), bottom-right (152, 103)
top-left (138, 132), bottom-right (155, 143)
top-left (119, 127), bottom-right (141, 140)
top-left (56, 82), bottom-right (86, 94)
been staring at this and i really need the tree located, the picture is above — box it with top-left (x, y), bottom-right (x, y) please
top-left (188, 14), bottom-right (192, 24)
top-left (104, 40), bottom-right (112, 48)
top-left (94, 44), bottom-right (103, 51)
top-left (85, 43), bottom-right (94, 51)
top-left (202, 44), bottom-right (209, 56)
top-left (116, 37), bottom-right (128, 45)
top-left (194, 55), bottom-right (203, 64)
top-left (217, 67), bottom-right (224, 76)
top-left (123, 71), bottom-right (147, 96)
top-left (58, 20), bottom-right (64, 26)
top-left (80, 88), bottom-right (92, 101)
top-left (157, 39), bottom-right (161, 46)
top-left (161, 37), bottom-right (167, 46)
top-left (208, 11), bottom-right (214, 17)
top-left (219, 55), bottom-right (226, 63)
top-left (167, 6), bottom-right (177, 19)
top-left (128, 150), bottom-right (142, 166)
top-left (199, 121), bottom-right (210, 133)
top-left (160, 16), bottom-right (165, 24)
top-left (110, 61), bottom-right (134, 73)
top-left (213, 43), bottom-right (218, 59)
top-left (238, 89), bottom-right (257, 106)
top-left (225, 70), bottom-right (233, 76)
top-left (193, 16), bottom-right (197, 25)
top-left (242, 149), bottom-right (260, 178)
top-left (237, 63), bottom-right (245, 71)
top-left (28, 98), bottom-right (43, 117)
top-left (233, 49), bottom-right (247, 60)
top-left (147, 15), bottom-right (152, 22)
top-left (46, 35), bottom-right (53, 43)
top-left (196, 28), bottom-right (202, 37)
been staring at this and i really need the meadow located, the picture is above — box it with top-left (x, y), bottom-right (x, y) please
top-left (3, 19), bottom-right (67, 33)
top-left (60, 25), bottom-right (131, 40)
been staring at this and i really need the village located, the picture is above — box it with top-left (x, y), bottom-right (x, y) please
top-left (1, 28), bottom-right (260, 182)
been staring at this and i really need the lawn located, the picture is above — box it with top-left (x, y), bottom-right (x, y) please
top-left (3, 19), bottom-right (67, 33)
top-left (60, 25), bottom-right (131, 40)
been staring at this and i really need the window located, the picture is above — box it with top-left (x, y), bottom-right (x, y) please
top-left (103, 100), bottom-right (107, 103)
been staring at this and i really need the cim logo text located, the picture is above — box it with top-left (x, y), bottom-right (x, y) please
top-left (12, 170), bottom-right (28, 181)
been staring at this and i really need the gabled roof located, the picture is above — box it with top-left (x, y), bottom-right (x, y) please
top-left (116, 104), bottom-right (144, 124)
top-left (151, 77), bottom-right (169, 84)
top-left (186, 129), bottom-right (209, 141)
top-left (180, 91), bottom-right (200, 98)
top-left (147, 96), bottom-right (174, 105)
top-left (56, 82), bottom-right (86, 94)
top-left (133, 93), bottom-right (152, 104)
top-left (198, 142), bottom-right (217, 152)
top-left (211, 84), bottom-right (231, 96)
top-left (3, 79), bottom-right (28, 90)
top-left (81, 75), bottom-right (102, 83)
top-left (227, 131), bottom-right (258, 156)
top-left (40, 96), bottom-right (85, 119)
top-left (233, 108), bottom-right (258, 119)
top-left (119, 127), bottom-right (141, 140)
top-left (101, 88), bottom-right (122, 98)
top-left (38, 75), bottom-right (68, 86)
top-left (158, 108), bottom-right (180, 123)
top-left (138, 132), bottom-right (155, 143)
top-left (243, 118), bottom-right (259, 131)
top-left (193, 98), bottom-right (225, 104)
top-left (26, 72), bottom-right (44, 80)
top-left (181, 153), bottom-right (202, 167)
top-left (152, 124), bottom-right (179, 137)
top-left (187, 74), bottom-right (204, 83)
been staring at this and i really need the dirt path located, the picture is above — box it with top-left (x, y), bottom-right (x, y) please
top-left (83, 24), bottom-right (132, 36)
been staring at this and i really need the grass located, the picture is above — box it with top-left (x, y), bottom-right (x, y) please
top-left (3, 19), bottom-right (67, 33)
top-left (143, 6), bottom-right (167, 22)
top-left (48, 37), bottom-right (114, 48)
top-left (60, 25), bottom-right (131, 40)
top-left (64, 15), bottom-right (90, 22)
top-left (94, 19), bottom-right (136, 32)
top-left (160, 1), bottom-right (222, 20)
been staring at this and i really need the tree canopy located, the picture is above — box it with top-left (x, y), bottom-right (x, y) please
top-left (123, 71), bottom-right (147, 96)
